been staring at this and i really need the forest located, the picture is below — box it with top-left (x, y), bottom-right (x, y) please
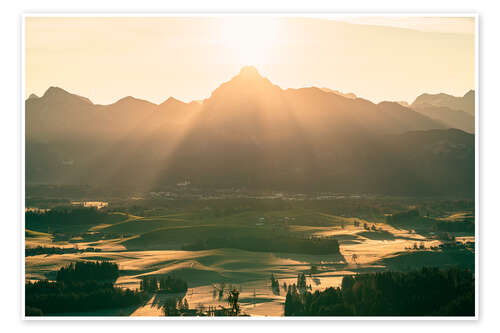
top-left (56, 260), bottom-right (119, 282)
top-left (26, 261), bottom-right (145, 316)
top-left (25, 207), bottom-right (125, 228)
top-left (284, 267), bottom-right (475, 316)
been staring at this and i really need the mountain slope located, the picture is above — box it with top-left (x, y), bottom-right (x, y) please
top-left (411, 103), bottom-right (474, 133)
top-left (412, 90), bottom-right (475, 115)
top-left (25, 67), bottom-right (474, 196)
top-left (411, 90), bottom-right (475, 133)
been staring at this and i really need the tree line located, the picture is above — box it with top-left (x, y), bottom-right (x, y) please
top-left (26, 261), bottom-right (145, 316)
top-left (56, 260), bottom-right (119, 283)
top-left (25, 207), bottom-right (124, 228)
top-left (25, 245), bottom-right (101, 257)
top-left (284, 267), bottom-right (474, 316)
top-left (182, 235), bottom-right (340, 255)
top-left (25, 280), bottom-right (146, 315)
top-left (139, 275), bottom-right (188, 293)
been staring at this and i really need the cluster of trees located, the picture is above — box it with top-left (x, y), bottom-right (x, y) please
top-left (26, 261), bottom-right (145, 316)
top-left (409, 242), bottom-right (427, 250)
top-left (162, 288), bottom-right (242, 317)
top-left (25, 280), bottom-right (145, 315)
top-left (25, 245), bottom-right (101, 257)
top-left (25, 207), bottom-right (124, 228)
top-left (163, 297), bottom-right (192, 316)
top-left (270, 274), bottom-right (280, 295)
top-left (226, 288), bottom-right (241, 316)
top-left (56, 261), bottom-right (119, 283)
top-left (269, 272), bottom-right (314, 297)
top-left (363, 223), bottom-right (378, 231)
top-left (284, 267), bottom-right (474, 316)
top-left (297, 272), bottom-right (308, 292)
top-left (139, 275), bottom-right (188, 293)
top-left (26, 246), bottom-right (80, 257)
top-left (182, 235), bottom-right (340, 255)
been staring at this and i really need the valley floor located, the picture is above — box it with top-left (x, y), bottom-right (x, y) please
top-left (25, 210), bottom-right (474, 317)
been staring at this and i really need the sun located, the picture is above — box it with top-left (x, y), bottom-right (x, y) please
top-left (218, 17), bottom-right (282, 67)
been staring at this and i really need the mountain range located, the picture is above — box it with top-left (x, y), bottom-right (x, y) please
top-left (411, 90), bottom-right (475, 134)
top-left (26, 66), bottom-right (475, 196)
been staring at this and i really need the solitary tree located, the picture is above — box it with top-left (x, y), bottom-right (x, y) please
top-left (351, 253), bottom-right (358, 263)
top-left (218, 282), bottom-right (226, 300)
top-left (227, 288), bottom-right (240, 316)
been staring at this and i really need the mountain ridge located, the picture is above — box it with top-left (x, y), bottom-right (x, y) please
top-left (412, 90), bottom-right (475, 115)
top-left (25, 67), bottom-right (474, 196)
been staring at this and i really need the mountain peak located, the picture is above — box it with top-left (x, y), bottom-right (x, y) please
top-left (207, 65), bottom-right (279, 101)
top-left (43, 86), bottom-right (68, 97)
top-left (159, 97), bottom-right (188, 109)
top-left (238, 66), bottom-right (261, 77)
top-left (464, 90), bottom-right (475, 98)
top-left (114, 96), bottom-right (139, 104)
top-left (162, 96), bottom-right (182, 105)
top-left (232, 66), bottom-right (268, 83)
top-left (110, 96), bottom-right (157, 109)
top-left (42, 86), bottom-right (93, 104)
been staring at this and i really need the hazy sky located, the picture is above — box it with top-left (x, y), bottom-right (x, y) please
top-left (25, 16), bottom-right (475, 105)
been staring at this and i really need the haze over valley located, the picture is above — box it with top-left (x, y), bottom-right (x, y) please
top-left (24, 16), bottom-right (476, 318)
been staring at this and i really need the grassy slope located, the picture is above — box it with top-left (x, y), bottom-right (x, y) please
top-left (376, 250), bottom-right (475, 271)
top-left (26, 229), bottom-right (52, 238)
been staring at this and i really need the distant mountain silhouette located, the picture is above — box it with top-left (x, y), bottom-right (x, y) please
top-left (396, 101), bottom-right (410, 107)
top-left (25, 67), bottom-right (474, 196)
top-left (412, 90), bottom-right (475, 114)
top-left (411, 90), bottom-right (475, 133)
top-left (320, 88), bottom-right (357, 99)
top-left (26, 87), bottom-right (201, 142)
top-left (410, 104), bottom-right (474, 133)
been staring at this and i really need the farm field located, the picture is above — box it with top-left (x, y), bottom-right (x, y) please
top-left (25, 196), bottom-right (475, 316)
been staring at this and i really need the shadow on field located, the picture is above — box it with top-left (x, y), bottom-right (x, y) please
top-left (239, 297), bottom-right (276, 305)
top-left (49, 303), bottom-right (145, 317)
top-left (273, 252), bottom-right (347, 268)
top-left (151, 291), bottom-right (187, 309)
top-left (357, 230), bottom-right (396, 240)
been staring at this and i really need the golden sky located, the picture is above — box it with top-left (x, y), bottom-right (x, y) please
top-left (25, 16), bottom-right (475, 105)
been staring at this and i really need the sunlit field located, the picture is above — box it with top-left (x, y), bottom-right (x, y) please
top-left (25, 190), bottom-right (474, 317)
